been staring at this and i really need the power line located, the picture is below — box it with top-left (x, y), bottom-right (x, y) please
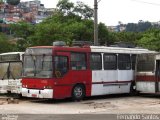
top-left (131, 0), bottom-right (160, 6)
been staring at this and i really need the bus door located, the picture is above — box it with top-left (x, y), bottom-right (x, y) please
top-left (155, 60), bottom-right (160, 92)
top-left (54, 51), bottom-right (71, 98)
top-left (54, 51), bottom-right (70, 79)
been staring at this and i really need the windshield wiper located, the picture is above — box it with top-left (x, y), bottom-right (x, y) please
top-left (9, 70), bottom-right (15, 80)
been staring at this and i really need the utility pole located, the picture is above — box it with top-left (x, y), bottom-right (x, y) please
top-left (94, 0), bottom-right (98, 46)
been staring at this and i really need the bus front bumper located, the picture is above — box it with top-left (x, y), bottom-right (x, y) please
top-left (22, 88), bottom-right (53, 98)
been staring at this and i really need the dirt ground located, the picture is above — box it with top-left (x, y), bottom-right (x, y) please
top-left (0, 94), bottom-right (160, 114)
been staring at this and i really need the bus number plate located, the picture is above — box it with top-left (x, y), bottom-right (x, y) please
top-left (32, 94), bottom-right (37, 97)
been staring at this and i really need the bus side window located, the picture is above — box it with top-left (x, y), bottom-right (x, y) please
top-left (118, 54), bottom-right (131, 70)
top-left (90, 53), bottom-right (102, 70)
top-left (104, 54), bottom-right (117, 70)
top-left (54, 56), bottom-right (68, 78)
top-left (71, 53), bottom-right (86, 70)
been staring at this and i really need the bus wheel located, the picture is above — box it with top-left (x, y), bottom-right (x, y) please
top-left (72, 84), bottom-right (85, 101)
top-left (130, 82), bottom-right (137, 96)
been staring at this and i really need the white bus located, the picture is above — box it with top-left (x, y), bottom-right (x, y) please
top-left (0, 52), bottom-right (24, 94)
top-left (136, 52), bottom-right (160, 94)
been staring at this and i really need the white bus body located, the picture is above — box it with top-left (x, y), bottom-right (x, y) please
top-left (0, 52), bottom-right (24, 94)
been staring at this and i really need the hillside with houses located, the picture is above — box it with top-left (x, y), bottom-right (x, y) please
top-left (0, 0), bottom-right (54, 34)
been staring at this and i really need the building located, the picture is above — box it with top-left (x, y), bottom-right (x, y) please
top-left (0, 0), bottom-right (54, 24)
top-left (0, 0), bottom-right (55, 33)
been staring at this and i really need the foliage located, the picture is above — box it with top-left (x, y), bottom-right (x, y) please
top-left (73, 1), bottom-right (94, 19)
top-left (0, 0), bottom-right (4, 4)
top-left (30, 14), bottom-right (94, 46)
top-left (0, 33), bottom-right (15, 53)
top-left (56, 0), bottom-right (93, 19)
top-left (10, 22), bottom-right (35, 51)
top-left (27, 0), bottom-right (106, 46)
top-left (6, 0), bottom-right (20, 5)
top-left (56, 0), bottom-right (74, 15)
top-left (137, 28), bottom-right (160, 51)
top-left (106, 31), bottom-right (142, 46)
top-left (98, 23), bottom-right (109, 45)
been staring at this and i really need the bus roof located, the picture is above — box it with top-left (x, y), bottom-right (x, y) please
top-left (90, 46), bottom-right (157, 54)
top-left (27, 46), bottom-right (157, 54)
top-left (0, 52), bottom-right (24, 55)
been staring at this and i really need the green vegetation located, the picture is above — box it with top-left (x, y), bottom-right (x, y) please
top-left (0, 0), bottom-right (4, 4)
top-left (0, 33), bottom-right (16, 53)
top-left (6, 0), bottom-right (20, 5)
top-left (1, 0), bottom-right (160, 53)
top-left (10, 0), bottom-right (108, 51)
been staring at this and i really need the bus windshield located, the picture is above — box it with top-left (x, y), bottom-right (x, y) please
top-left (0, 62), bottom-right (22, 80)
top-left (23, 55), bottom-right (53, 78)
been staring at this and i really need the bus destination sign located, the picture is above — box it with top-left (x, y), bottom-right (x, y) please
top-left (0, 54), bottom-right (20, 62)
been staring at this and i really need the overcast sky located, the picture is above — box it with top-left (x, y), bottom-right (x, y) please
top-left (22, 0), bottom-right (160, 26)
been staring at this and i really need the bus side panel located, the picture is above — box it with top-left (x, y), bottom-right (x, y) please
top-left (91, 70), bottom-right (132, 96)
top-left (136, 75), bottom-right (156, 93)
top-left (91, 70), bottom-right (119, 96)
top-left (53, 70), bottom-right (92, 99)
top-left (118, 70), bottom-right (133, 82)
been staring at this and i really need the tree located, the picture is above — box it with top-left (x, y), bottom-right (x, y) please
top-left (6, 0), bottom-right (20, 5)
top-left (98, 22), bottom-right (109, 45)
top-left (28, 0), bottom-right (95, 46)
top-left (10, 22), bottom-right (35, 51)
top-left (73, 1), bottom-right (93, 19)
top-left (0, 33), bottom-right (15, 53)
top-left (137, 28), bottom-right (160, 51)
top-left (56, 0), bottom-right (74, 15)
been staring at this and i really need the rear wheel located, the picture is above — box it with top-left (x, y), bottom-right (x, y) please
top-left (72, 84), bottom-right (85, 101)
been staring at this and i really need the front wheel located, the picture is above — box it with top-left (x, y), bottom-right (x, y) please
top-left (72, 84), bottom-right (85, 101)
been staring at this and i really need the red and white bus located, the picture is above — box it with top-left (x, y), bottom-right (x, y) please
top-left (136, 53), bottom-right (160, 94)
top-left (21, 45), bottom-right (154, 100)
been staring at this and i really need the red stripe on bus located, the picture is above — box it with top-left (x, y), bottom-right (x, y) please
top-left (136, 75), bottom-right (156, 82)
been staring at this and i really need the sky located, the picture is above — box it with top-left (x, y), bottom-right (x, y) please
top-left (22, 0), bottom-right (160, 26)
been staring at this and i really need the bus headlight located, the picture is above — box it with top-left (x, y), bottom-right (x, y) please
top-left (22, 85), bottom-right (27, 88)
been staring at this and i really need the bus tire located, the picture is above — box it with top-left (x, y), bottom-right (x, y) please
top-left (130, 82), bottom-right (137, 96)
top-left (72, 84), bottom-right (85, 101)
